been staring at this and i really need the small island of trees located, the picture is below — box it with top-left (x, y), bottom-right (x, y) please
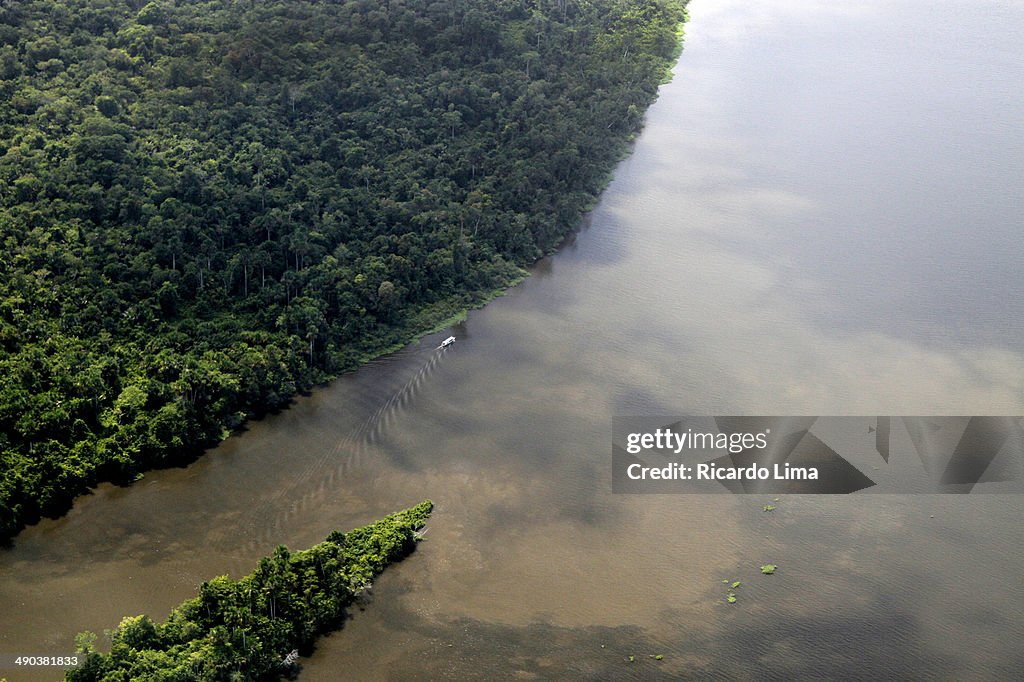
top-left (67, 500), bottom-right (433, 681)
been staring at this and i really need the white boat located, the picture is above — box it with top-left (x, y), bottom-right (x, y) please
top-left (439, 336), bottom-right (456, 349)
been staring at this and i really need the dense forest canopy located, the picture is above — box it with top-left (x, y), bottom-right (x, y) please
top-left (0, 0), bottom-right (688, 540)
top-left (67, 500), bottom-right (433, 681)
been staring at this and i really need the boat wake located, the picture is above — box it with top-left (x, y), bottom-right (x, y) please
top-left (235, 340), bottom-right (455, 558)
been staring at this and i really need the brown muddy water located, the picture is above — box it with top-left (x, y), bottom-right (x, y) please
top-left (3, 0), bottom-right (1024, 679)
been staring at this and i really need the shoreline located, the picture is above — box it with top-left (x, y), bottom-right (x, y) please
top-left (0, 1), bottom-right (692, 544)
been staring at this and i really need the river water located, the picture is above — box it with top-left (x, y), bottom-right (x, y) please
top-left (3, 0), bottom-right (1024, 679)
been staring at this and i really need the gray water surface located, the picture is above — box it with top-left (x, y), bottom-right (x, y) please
top-left (2, 0), bottom-right (1023, 679)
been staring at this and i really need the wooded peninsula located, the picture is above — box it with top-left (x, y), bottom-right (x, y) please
top-left (67, 500), bottom-right (433, 680)
top-left (0, 0), bottom-right (688, 541)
